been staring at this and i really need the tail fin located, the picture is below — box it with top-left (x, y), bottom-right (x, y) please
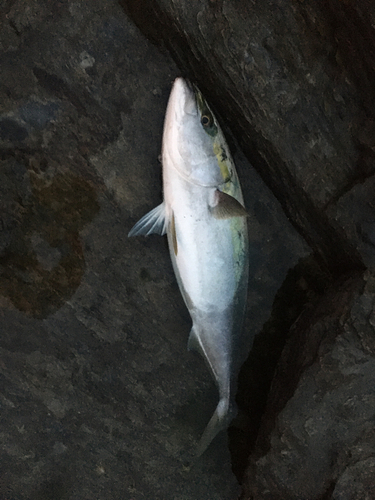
top-left (196, 397), bottom-right (236, 456)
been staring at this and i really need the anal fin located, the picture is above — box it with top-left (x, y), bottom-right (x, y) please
top-left (187, 326), bottom-right (201, 353)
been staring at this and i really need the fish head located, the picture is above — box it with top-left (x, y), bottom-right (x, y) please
top-left (163, 77), bottom-right (233, 188)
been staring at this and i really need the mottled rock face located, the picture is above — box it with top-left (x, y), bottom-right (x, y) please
top-left (119, 0), bottom-right (375, 498)
top-left (0, 1), bottom-right (309, 499)
top-left (241, 271), bottom-right (375, 499)
top-left (0, 1), bottom-right (245, 498)
top-left (0, 163), bottom-right (98, 318)
top-left (121, 0), bottom-right (374, 274)
top-left (1, 0), bottom-right (375, 498)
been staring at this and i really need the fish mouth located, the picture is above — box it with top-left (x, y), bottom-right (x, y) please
top-left (185, 78), bottom-right (194, 93)
top-left (184, 79), bottom-right (202, 103)
top-left (182, 78), bottom-right (198, 117)
top-left (169, 77), bottom-right (197, 119)
top-left (191, 82), bottom-right (205, 113)
top-left (187, 80), bottom-right (208, 120)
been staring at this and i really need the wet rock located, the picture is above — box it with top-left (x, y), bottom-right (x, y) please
top-left (0, 165), bottom-right (98, 318)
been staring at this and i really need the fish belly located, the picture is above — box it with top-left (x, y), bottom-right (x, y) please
top-left (167, 176), bottom-right (238, 370)
top-left (168, 188), bottom-right (237, 313)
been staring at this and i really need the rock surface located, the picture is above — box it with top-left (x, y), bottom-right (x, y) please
top-left (121, 0), bottom-right (374, 274)
top-left (241, 270), bottom-right (375, 499)
top-left (2, 0), bottom-right (375, 498)
top-left (118, 0), bottom-right (375, 498)
top-left (0, 0), bottom-right (309, 499)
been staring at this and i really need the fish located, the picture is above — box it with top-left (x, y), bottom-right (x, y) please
top-left (128, 77), bottom-right (249, 455)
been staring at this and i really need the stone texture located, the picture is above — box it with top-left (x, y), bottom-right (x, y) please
top-left (2, 0), bottom-right (375, 497)
top-left (119, 1), bottom-right (375, 496)
top-left (241, 270), bottom-right (375, 499)
top-left (121, 0), bottom-right (375, 273)
top-left (0, 0), bottom-right (309, 498)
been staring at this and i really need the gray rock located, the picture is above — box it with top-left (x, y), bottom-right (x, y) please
top-left (241, 271), bottom-right (375, 499)
top-left (0, 0), bottom-right (308, 498)
top-left (121, 0), bottom-right (374, 273)
top-left (3, 0), bottom-right (374, 497)
top-left (119, 1), bottom-right (375, 496)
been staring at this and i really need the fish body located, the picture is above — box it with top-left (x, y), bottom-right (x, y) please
top-left (129, 78), bottom-right (249, 454)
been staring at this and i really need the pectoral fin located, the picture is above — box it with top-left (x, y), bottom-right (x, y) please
top-left (128, 203), bottom-right (167, 236)
top-left (211, 190), bottom-right (248, 219)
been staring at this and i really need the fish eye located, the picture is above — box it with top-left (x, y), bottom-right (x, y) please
top-left (201, 114), bottom-right (213, 128)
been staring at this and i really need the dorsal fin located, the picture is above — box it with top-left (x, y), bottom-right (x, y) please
top-left (211, 190), bottom-right (248, 219)
top-left (128, 203), bottom-right (167, 237)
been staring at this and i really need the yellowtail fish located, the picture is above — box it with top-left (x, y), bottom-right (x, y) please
top-left (129, 77), bottom-right (249, 455)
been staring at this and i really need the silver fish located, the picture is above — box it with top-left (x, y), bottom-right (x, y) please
top-left (129, 77), bottom-right (249, 454)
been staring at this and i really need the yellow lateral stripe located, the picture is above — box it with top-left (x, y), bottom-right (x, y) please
top-left (213, 141), bottom-right (230, 183)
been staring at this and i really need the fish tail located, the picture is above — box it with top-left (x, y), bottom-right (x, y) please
top-left (196, 397), bottom-right (236, 456)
